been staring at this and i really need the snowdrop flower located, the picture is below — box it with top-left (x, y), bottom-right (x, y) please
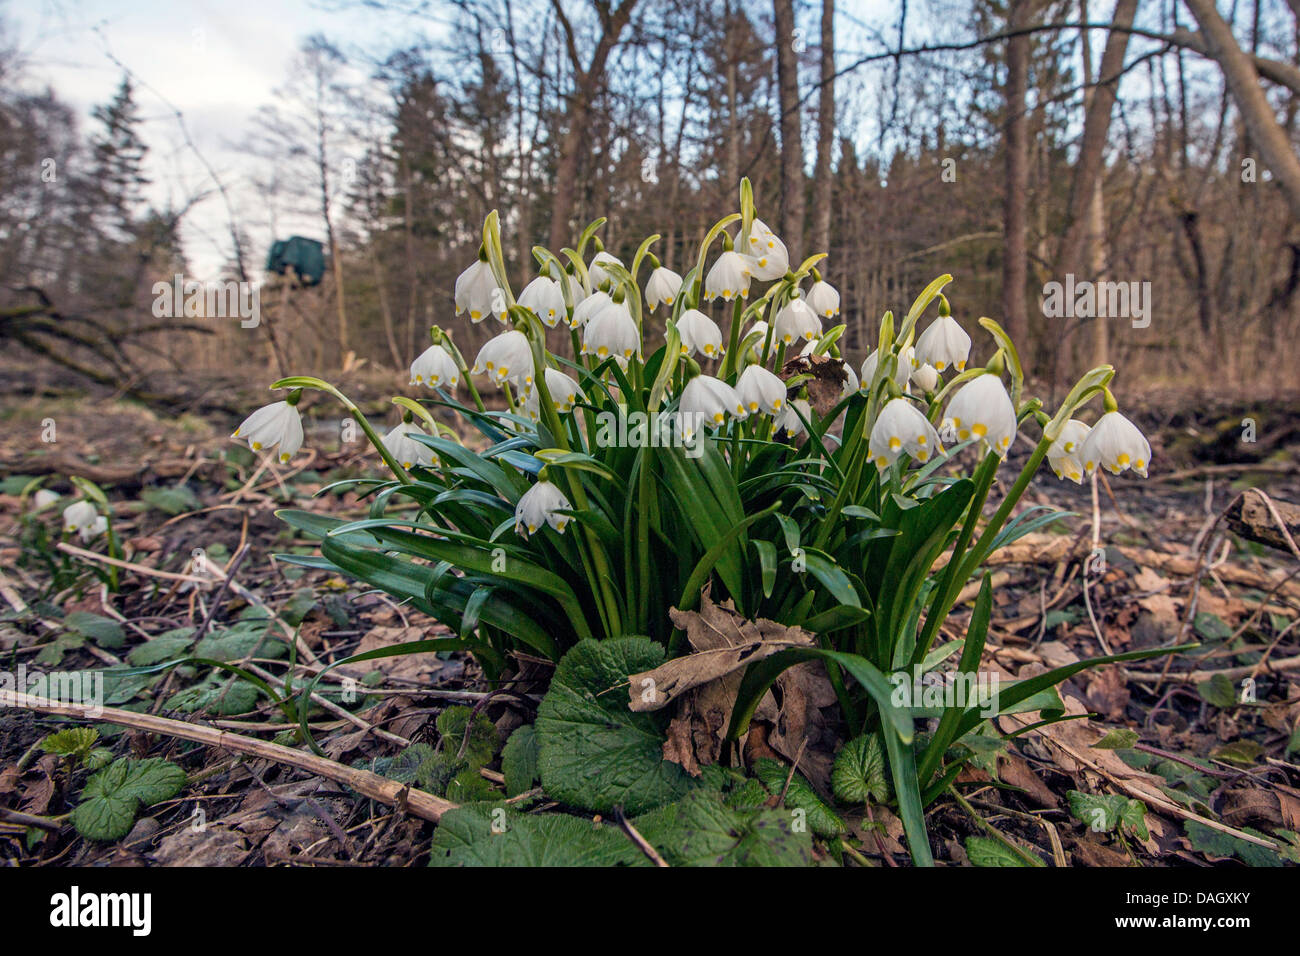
top-left (515, 480), bottom-right (572, 537)
top-left (381, 422), bottom-right (436, 470)
top-left (62, 500), bottom-right (97, 535)
top-left (1047, 419), bottom-right (1090, 484)
top-left (743, 320), bottom-right (770, 358)
top-left (860, 347), bottom-right (914, 393)
top-left (869, 398), bottom-right (943, 468)
top-left (84, 515), bottom-right (108, 542)
top-left (1080, 411), bottom-right (1150, 478)
top-left (581, 299), bottom-right (640, 364)
top-left (774, 398), bottom-right (810, 437)
top-left (841, 362), bottom-right (859, 398)
top-left (472, 330), bottom-right (535, 391)
top-left (943, 373), bottom-right (1017, 455)
top-left (587, 251), bottom-right (624, 290)
top-left (735, 364), bottom-right (787, 415)
top-left (33, 489), bottom-right (60, 510)
top-left (645, 266), bottom-right (683, 311)
top-left (680, 375), bottom-right (748, 434)
top-left (704, 250), bottom-right (752, 301)
top-left (409, 344), bottom-right (460, 389)
top-left (746, 219), bottom-right (789, 281)
top-left (542, 367), bottom-right (581, 412)
top-left (570, 290), bottom-right (612, 329)
top-left (673, 309), bottom-right (724, 359)
top-left (454, 259), bottom-right (505, 324)
top-left (914, 315), bottom-right (971, 373)
top-left (773, 297), bottom-right (822, 345)
top-left (518, 276), bottom-right (566, 328)
top-left (805, 280), bottom-right (840, 319)
top-left (233, 400), bottom-right (304, 463)
top-left (910, 362), bottom-right (940, 393)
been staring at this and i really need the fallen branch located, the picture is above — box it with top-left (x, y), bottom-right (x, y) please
top-left (0, 691), bottom-right (456, 824)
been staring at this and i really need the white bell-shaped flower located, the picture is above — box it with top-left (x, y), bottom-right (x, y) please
top-left (543, 367), bottom-right (581, 412)
top-left (869, 398), bottom-right (943, 468)
top-left (914, 315), bottom-right (971, 373)
top-left (746, 218), bottom-right (789, 281)
top-left (454, 259), bottom-right (505, 324)
top-left (515, 480), bottom-right (573, 537)
top-left (1080, 411), bottom-right (1150, 478)
top-left (910, 362), bottom-right (940, 393)
top-left (587, 251), bottom-right (624, 290)
top-left (860, 347), bottom-right (914, 393)
top-left (841, 362), bottom-right (859, 397)
top-left (742, 320), bottom-right (771, 358)
top-left (62, 500), bottom-right (98, 535)
top-left (581, 299), bottom-right (640, 364)
top-left (518, 276), bottom-right (566, 328)
top-left (233, 400), bottom-right (304, 463)
top-left (471, 330), bottom-right (535, 391)
top-left (680, 375), bottom-right (748, 435)
top-left (570, 290), bottom-right (612, 329)
top-left (735, 364), bottom-right (787, 415)
top-left (774, 398), bottom-right (810, 437)
top-left (1047, 419), bottom-right (1090, 484)
top-left (673, 308), bottom-right (724, 359)
top-left (409, 344), bottom-right (460, 389)
top-left (645, 266), bottom-right (683, 312)
top-left (381, 422), bottom-right (436, 470)
top-left (805, 280), bottom-right (841, 319)
top-left (773, 297), bottom-right (822, 345)
top-left (704, 250), bottom-right (752, 301)
top-left (943, 373), bottom-right (1017, 455)
top-left (33, 489), bottom-right (60, 511)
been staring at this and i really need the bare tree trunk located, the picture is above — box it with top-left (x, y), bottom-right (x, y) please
top-left (1081, 0), bottom-right (1109, 366)
top-left (812, 0), bottom-right (835, 255)
top-left (1184, 0), bottom-right (1300, 221)
top-left (1002, 0), bottom-right (1031, 348)
top-left (774, 0), bottom-right (805, 244)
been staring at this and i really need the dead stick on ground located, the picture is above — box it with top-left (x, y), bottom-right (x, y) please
top-left (0, 691), bottom-right (456, 824)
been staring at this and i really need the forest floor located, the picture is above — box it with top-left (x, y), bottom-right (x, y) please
top-left (1, 371), bottom-right (1299, 867)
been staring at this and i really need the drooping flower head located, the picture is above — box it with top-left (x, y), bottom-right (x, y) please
top-left (587, 251), bottom-right (624, 290)
top-left (581, 298), bottom-right (640, 365)
top-left (233, 400), bottom-right (304, 464)
top-left (381, 422), bottom-right (436, 470)
top-left (773, 297), bottom-right (822, 345)
top-left (454, 259), bottom-right (506, 324)
top-left (746, 218), bottom-right (789, 281)
top-left (409, 344), bottom-right (460, 389)
top-left (515, 480), bottom-right (572, 537)
top-left (472, 330), bottom-right (535, 391)
top-left (860, 347), bottom-right (914, 394)
top-left (518, 275), bottom-right (566, 328)
top-left (943, 373), bottom-right (1017, 456)
top-left (645, 266), bottom-right (683, 312)
top-left (805, 280), bottom-right (841, 319)
top-left (1080, 409), bottom-right (1150, 478)
top-left (869, 398), bottom-right (944, 468)
top-left (704, 250), bottom-right (752, 302)
top-left (1047, 419), bottom-right (1090, 484)
top-left (673, 309), bottom-right (724, 359)
top-left (735, 364), bottom-right (787, 416)
top-left (679, 374), bottom-right (747, 441)
top-left (914, 314), bottom-right (971, 374)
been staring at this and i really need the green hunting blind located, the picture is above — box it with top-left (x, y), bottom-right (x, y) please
top-left (265, 236), bottom-right (326, 285)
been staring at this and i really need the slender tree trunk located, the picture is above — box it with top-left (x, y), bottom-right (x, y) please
top-left (1184, 0), bottom-right (1300, 221)
top-left (774, 0), bottom-right (805, 244)
top-left (812, 0), bottom-right (835, 255)
top-left (1002, 0), bottom-right (1031, 348)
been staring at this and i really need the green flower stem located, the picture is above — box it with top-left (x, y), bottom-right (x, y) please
top-left (720, 298), bottom-right (745, 381)
top-left (271, 377), bottom-right (411, 484)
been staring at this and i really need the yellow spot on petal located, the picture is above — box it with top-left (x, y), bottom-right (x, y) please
top-left (1117, 453), bottom-right (1131, 466)
top-left (712, 412), bottom-right (725, 424)
top-left (972, 424), bottom-right (987, 438)
top-left (470, 310), bottom-right (481, 320)
top-left (916, 435), bottom-right (927, 445)
top-left (252, 441), bottom-right (262, 450)
top-left (956, 360), bottom-right (967, 370)
top-left (889, 437), bottom-right (901, 450)
top-left (958, 429), bottom-right (970, 440)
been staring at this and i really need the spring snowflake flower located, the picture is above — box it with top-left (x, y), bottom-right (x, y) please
top-left (742, 320), bottom-right (770, 358)
top-left (943, 373), bottom-right (1017, 455)
top-left (735, 364), bottom-right (787, 415)
top-left (774, 398), bottom-right (810, 437)
top-left (645, 266), bottom-right (683, 311)
top-left (910, 362), bottom-right (940, 393)
top-left (581, 299), bottom-right (640, 364)
top-left (518, 276), bottom-right (566, 328)
top-left (1080, 411), bottom-right (1150, 478)
top-left (841, 362), bottom-right (859, 397)
top-left (869, 398), bottom-right (943, 468)
top-left (232, 400), bottom-right (304, 463)
top-left (914, 315), bottom-right (971, 373)
top-left (805, 280), bottom-right (840, 319)
top-left (542, 367), bottom-right (581, 412)
top-left (409, 344), bottom-right (460, 389)
top-left (1047, 419), bottom-right (1090, 484)
top-left (33, 489), bottom-right (60, 510)
top-left (704, 250), bottom-right (752, 301)
top-left (746, 218), bottom-right (789, 281)
top-left (673, 308), bottom-right (724, 359)
top-left (587, 251), bottom-right (624, 290)
top-left (62, 500), bottom-right (97, 535)
top-left (860, 347), bottom-right (914, 393)
top-left (570, 290), bottom-right (612, 329)
top-left (515, 480), bottom-right (572, 537)
top-left (680, 375), bottom-right (748, 437)
top-left (773, 297), bottom-right (822, 345)
top-left (381, 423), bottom-right (436, 470)
top-left (472, 330), bottom-right (535, 390)
top-left (454, 259), bottom-right (505, 324)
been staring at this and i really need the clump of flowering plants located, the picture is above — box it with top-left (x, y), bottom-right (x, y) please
top-left (245, 180), bottom-right (1186, 865)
